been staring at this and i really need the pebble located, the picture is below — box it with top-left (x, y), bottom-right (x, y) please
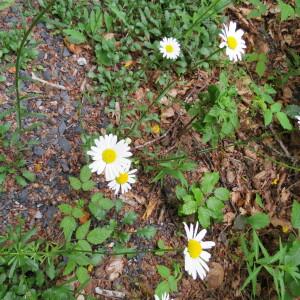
top-left (33, 146), bottom-right (44, 157)
top-left (18, 189), bottom-right (28, 203)
top-left (58, 137), bottom-right (71, 152)
top-left (60, 159), bottom-right (69, 172)
top-left (63, 48), bottom-right (70, 57)
top-left (58, 120), bottom-right (67, 135)
top-left (60, 91), bottom-right (69, 101)
top-left (77, 57), bottom-right (87, 66)
top-left (43, 70), bottom-right (52, 81)
top-left (34, 211), bottom-right (43, 219)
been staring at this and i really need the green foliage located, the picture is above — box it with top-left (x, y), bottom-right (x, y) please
top-left (240, 229), bottom-right (300, 300)
top-left (149, 155), bottom-right (196, 187)
top-left (247, 0), bottom-right (267, 18)
top-left (137, 225), bottom-right (157, 240)
top-left (176, 172), bottom-right (230, 228)
top-left (69, 165), bottom-right (95, 191)
top-left (246, 212), bottom-right (270, 230)
top-left (291, 200), bottom-right (300, 229)
top-left (251, 83), bottom-right (293, 130)
top-left (189, 72), bottom-right (239, 146)
top-left (0, 223), bottom-right (75, 299)
top-left (246, 52), bottom-right (267, 77)
top-left (155, 263), bottom-right (182, 297)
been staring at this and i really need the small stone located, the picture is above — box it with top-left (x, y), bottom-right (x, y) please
top-left (206, 262), bottom-right (224, 289)
top-left (43, 70), bottom-right (52, 81)
top-left (77, 295), bottom-right (85, 300)
top-left (60, 159), bottom-right (69, 172)
top-left (63, 48), bottom-right (70, 57)
top-left (58, 137), bottom-right (71, 152)
top-left (60, 91), bottom-right (69, 101)
top-left (18, 189), bottom-right (28, 203)
top-left (34, 211), bottom-right (43, 219)
top-left (77, 57), bottom-right (87, 66)
top-left (58, 120), bottom-right (67, 135)
top-left (33, 146), bottom-right (44, 156)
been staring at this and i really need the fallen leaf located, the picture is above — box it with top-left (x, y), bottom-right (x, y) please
top-left (142, 198), bottom-right (157, 220)
top-left (79, 211), bottom-right (90, 224)
top-left (64, 37), bottom-right (82, 54)
top-left (105, 257), bottom-right (124, 281)
top-left (7, 66), bottom-right (16, 73)
top-left (206, 262), bottom-right (224, 289)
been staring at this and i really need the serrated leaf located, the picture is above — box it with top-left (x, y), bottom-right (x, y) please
top-left (247, 212), bottom-right (270, 229)
top-left (137, 225), bottom-right (157, 239)
top-left (214, 187), bottom-right (230, 201)
top-left (122, 211), bottom-right (137, 225)
top-left (276, 111), bottom-right (292, 130)
top-left (181, 200), bottom-right (197, 215)
top-left (69, 176), bottom-right (81, 190)
top-left (76, 267), bottom-right (90, 284)
top-left (76, 220), bottom-right (91, 240)
top-left (15, 175), bottom-right (27, 187)
top-left (82, 180), bottom-right (95, 191)
top-left (270, 102), bottom-right (282, 113)
top-left (60, 216), bottom-right (77, 241)
top-left (157, 265), bottom-right (170, 279)
top-left (263, 109), bottom-right (273, 126)
top-left (200, 172), bottom-right (219, 194)
top-left (191, 187), bottom-right (203, 203)
top-left (72, 207), bottom-right (84, 218)
top-left (278, 0), bottom-right (295, 21)
top-left (198, 207), bottom-right (211, 228)
top-left (87, 227), bottom-right (113, 245)
top-left (291, 200), bottom-right (300, 229)
top-left (58, 204), bottom-right (72, 215)
top-left (80, 165), bottom-right (92, 182)
top-left (22, 170), bottom-right (36, 182)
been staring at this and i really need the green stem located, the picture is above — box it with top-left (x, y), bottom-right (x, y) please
top-left (184, 0), bottom-right (230, 37)
top-left (192, 47), bottom-right (223, 69)
top-left (15, 0), bottom-right (55, 131)
top-left (0, 246), bottom-right (183, 257)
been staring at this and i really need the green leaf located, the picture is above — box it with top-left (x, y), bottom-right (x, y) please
top-left (46, 262), bottom-right (56, 280)
top-left (63, 29), bottom-right (86, 44)
top-left (137, 225), bottom-right (157, 239)
top-left (0, 173), bottom-right (6, 185)
top-left (286, 240), bottom-right (300, 266)
top-left (76, 240), bottom-right (92, 252)
top-left (154, 280), bottom-right (170, 298)
top-left (263, 109), bottom-right (273, 126)
top-left (122, 211), bottom-right (137, 225)
top-left (198, 207), bottom-right (211, 228)
top-left (278, 0), bottom-right (295, 21)
top-left (63, 259), bottom-right (76, 276)
top-left (206, 197), bottom-right (224, 218)
top-left (157, 265), bottom-right (170, 279)
top-left (247, 212), bottom-right (270, 229)
top-left (0, 0), bottom-right (15, 10)
top-left (58, 204), bottom-right (72, 215)
top-left (72, 207), bottom-right (84, 218)
top-left (255, 194), bottom-right (264, 208)
top-left (76, 267), bottom-right (90, 284)
top-left (60, 216), bottom-right (77, 241)
top-left (80, 165), bottom-right (92, 182)
top-left (82, 180), bottom-right (96, 191)
top-left (175, 185), bottom-right (187, 200)
top-left (191, 187), bottom-right (203, 203)
top-left (214, 187), bottom-right (230, 201)
top-left (87, 227), bottom-right (113, 245)
top-left (15, 175), bottom-right (27, 187)
top-left (200, 172), bottom-right (219, 194)
top-left (291, 200), bottom-right (300, 229)
top-left (69, 176), bottom-right (81, 190)
top-left (256, 53), bottom-right (267, 77)
top-left (276, 111), bottom-right (292, 130)
top-left (181, 200), bottom-right (197, 215)
top-left (21, 170), bottom-right (36, 182)
top-left (91, 193), bottom-right (114, 210)
top-left (270, 102), bottom-right (282, 113)
top-left (285, 104), bottom-right (300, 118)
top-left (76, 220), bottom-right (91, 240)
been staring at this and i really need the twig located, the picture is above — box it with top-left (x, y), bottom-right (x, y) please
top-left (134, 115), bottom-right (181, 150)
top-left (31, 72), bottom-right (68, 90)
top-left (269, 125), bottom-right (292, 159)
top-left (95, 287), bottom-right (125, 299)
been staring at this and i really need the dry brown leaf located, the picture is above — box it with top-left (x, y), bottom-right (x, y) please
top-left (7, 66), bottom-right (16, 73)
top-left (105, 257), bottom-right (124, 281)
top-left (206, 262), bottom-right (224, 289)
top-left (142, 198), bottom-right (157, 220)
top-left (161, 107), bottom-right (175, 123)
top-left (271, 217), bottom-right (292, 232)
top-left (64, 37), bottom-right (82, 54)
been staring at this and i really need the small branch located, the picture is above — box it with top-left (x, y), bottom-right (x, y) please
top-left (269, 125), bottom-right (292, 159)
top-left (31, 72), bottom-right (68, 90)
top-left (134, 115), bottom-right (180, 150)
top-left (95, 287), bottom-right (125, 299)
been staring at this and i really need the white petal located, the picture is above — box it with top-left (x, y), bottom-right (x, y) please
top-left (201, 241), bottom-right (215, 249)
top-left (195, 229), bottom-right (206, 241)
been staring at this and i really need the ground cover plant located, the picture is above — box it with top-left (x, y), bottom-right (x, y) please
top-left (0, 0), bottom-right (300, 299)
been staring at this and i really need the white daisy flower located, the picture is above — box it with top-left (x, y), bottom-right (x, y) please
top-left (154, 293), bottom-right (172, 300)
top-left (159, 37), bottom-right (180, 60)
top-left (296, 115), bottom-right (300, 128)
top-left (87, 134), bottom-right (132, 181)
top-left (107, 164), bottom-right (137, 195)
top-left (183, 222), bottom-right (215, 280)
top-left (219, 21), bottom-right (246, 62)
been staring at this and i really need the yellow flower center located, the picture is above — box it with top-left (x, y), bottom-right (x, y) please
top-left (116, 172), bottom-right (129, 185)
top-left (227, 36), bottom-right (238, 50)
top-left (151, 124), bottom-right (160, 134)
top-left (102, 148), bottom-right (117, 164)
top-left (188, 239), bottom-right (202, 259)
top-left (165, 44), bottom-right (174, 53)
